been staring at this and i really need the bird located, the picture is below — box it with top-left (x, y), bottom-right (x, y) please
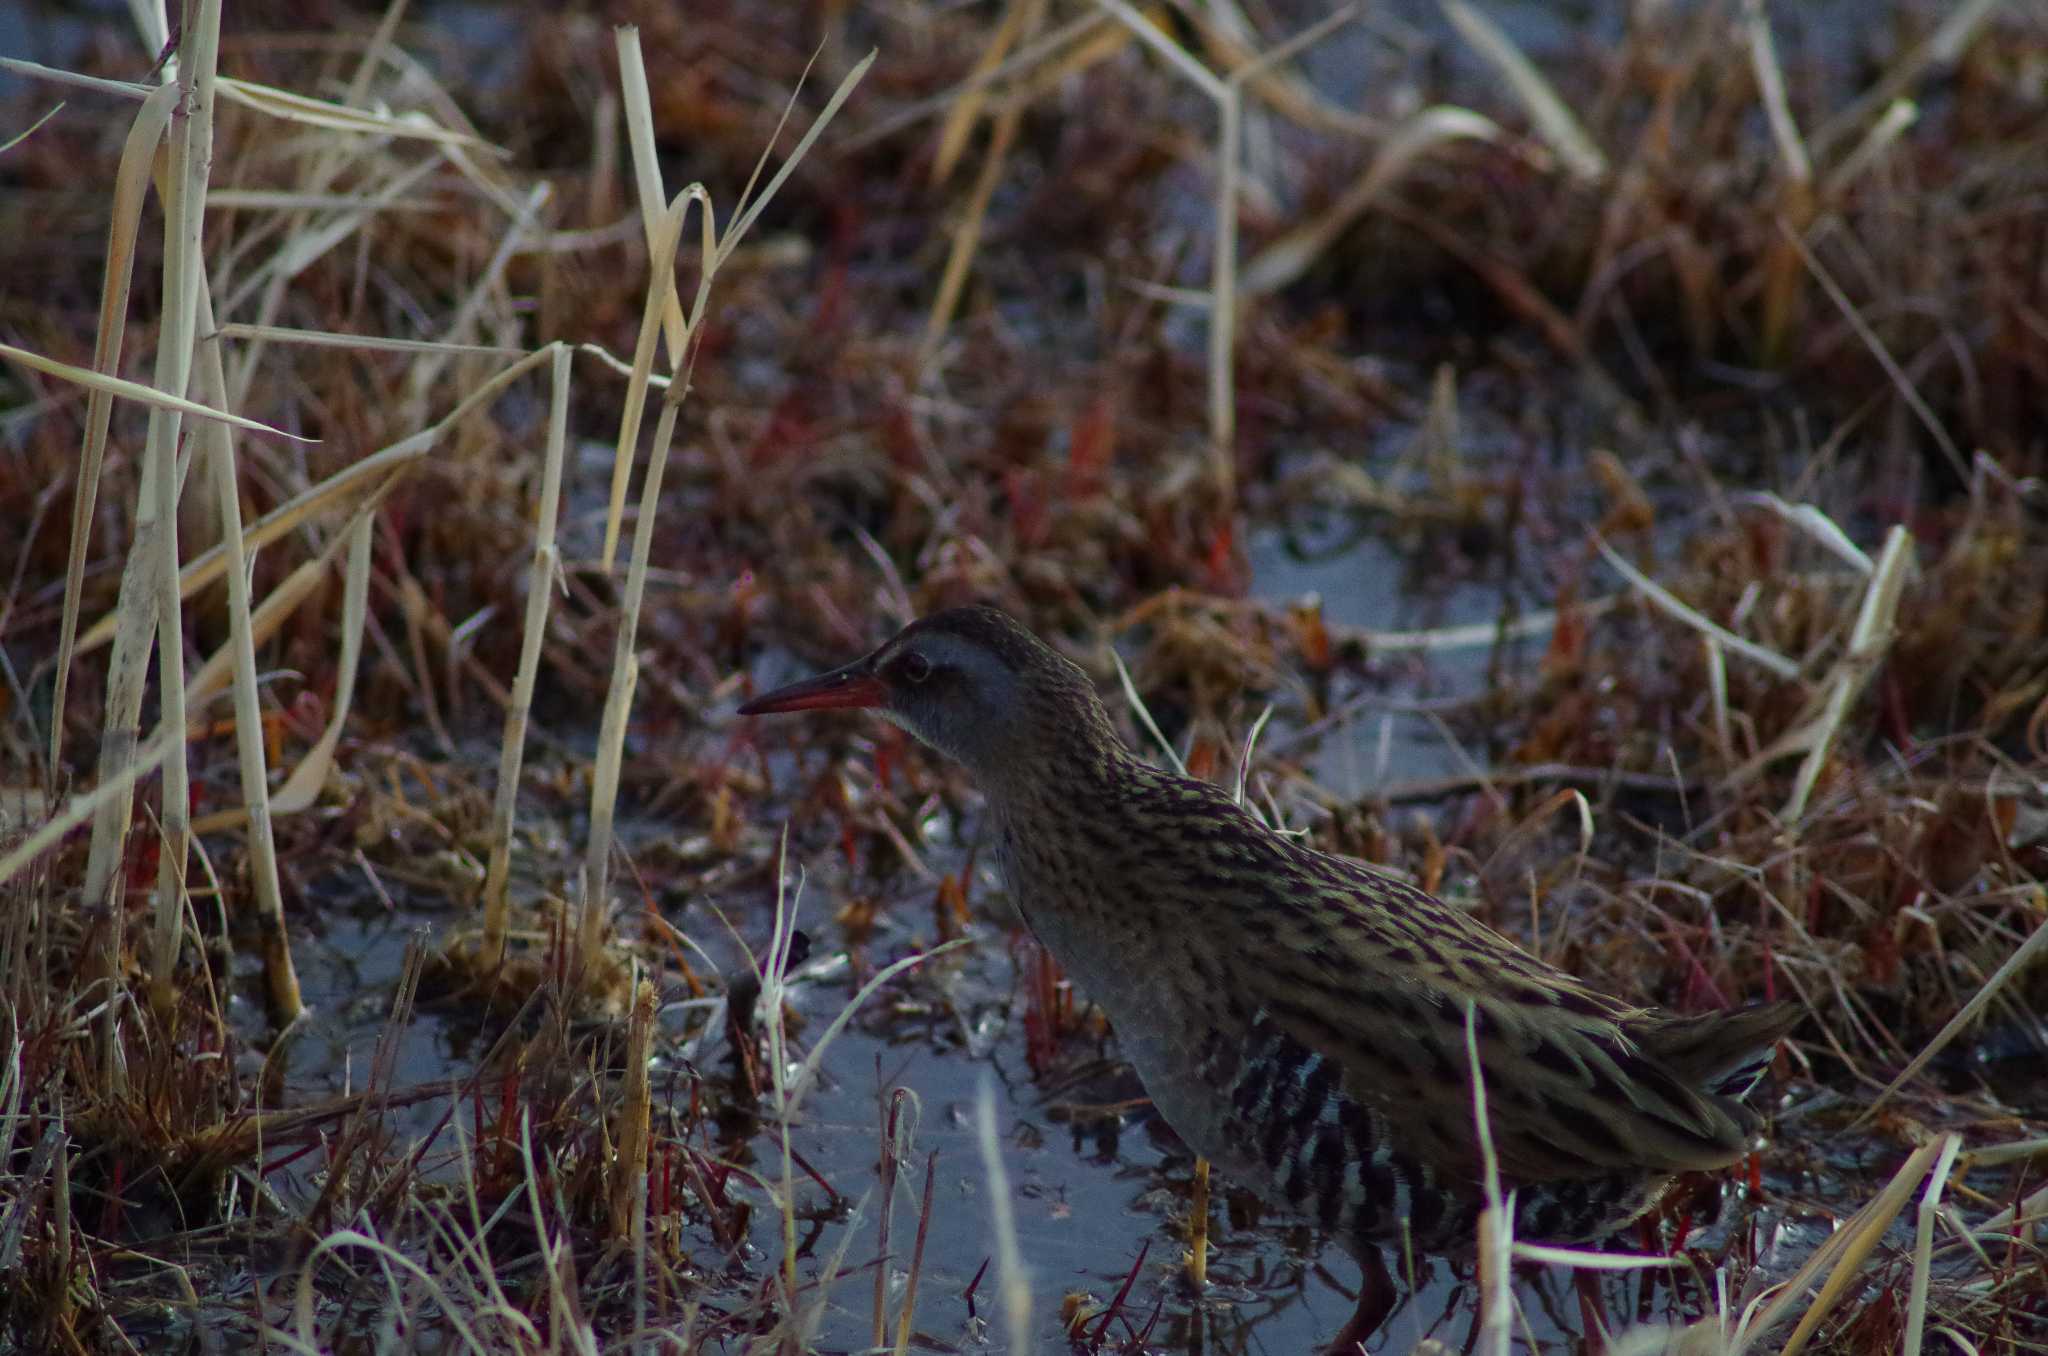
top-left (739, 604), bottom-right (1798, 1347)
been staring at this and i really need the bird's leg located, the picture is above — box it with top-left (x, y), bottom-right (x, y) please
top-left (1323, 1247), bottom-right (1397, 1354)
top-left (1187, 1157), bottom-right (1211, 1288)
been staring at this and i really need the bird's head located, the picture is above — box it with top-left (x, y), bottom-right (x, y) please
top-left (739, 606), bottom-right (1117, 790)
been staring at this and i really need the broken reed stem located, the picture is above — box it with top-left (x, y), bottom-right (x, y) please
top-left (609, 977), bottom-right (654, 1242)
top-left (479, 344), bottom-right (572, 971)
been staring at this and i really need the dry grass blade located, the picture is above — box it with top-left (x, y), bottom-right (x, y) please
top-left (1736, 1135), bottom-right (1949, 1356)
top-left (1595, 535), bottom-right (1800, 679)
top-left (1778, 220), bottom-right (1968, 483)
top-left (612, 28), bottom-right (690, 393)
top-left (478, 345), bottom-right (571, 967)
top-left (208, 324), bottom-right (526, 356)
top-left (0, 340), bottom-right (309, 441)
top-left (215, 75), bottom-right (495, 148)
top-left (272, 514), bottom-right (375, 816)
top-left (1440, 0), bottom-right (1604, 181)
top-left (0, 56), bottom-right (150, 99)
top-left (1854, 901), bottom-right (2048, 1126)
top-left (47, 79), bottom-right (180, 772)
top-left (919, 85), bottom-right (1023, 371)
top-left (1821, 98), bottom-right (1918, 198)
top-left (72, 347), bottom-right (559, 657)
top-left (1808, 0), bottom-right (2002, 163)
top-left (1743, 0), bottom-right (1812, 186)
top-left (1782, 525), bottom-right (1913, 820)
top-left (933, 0), bottom-right (1043, 185)
top-left (1241, 105), bottom-right (1501, 296)
top-left (0, 728), bottom-right (177, 889)
top-left (1904, 1134), bottom-right (1965, 1356)
top-left (1731, 494), bottom-right (1874, 574)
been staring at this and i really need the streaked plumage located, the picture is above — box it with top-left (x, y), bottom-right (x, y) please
top-left (741, 606), bottom-right (1796, 1301)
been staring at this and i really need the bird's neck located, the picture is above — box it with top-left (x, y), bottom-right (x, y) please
top-left (968, 710), bottom-right (1133, 812)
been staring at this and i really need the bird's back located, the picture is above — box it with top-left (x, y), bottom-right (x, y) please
top-left (994, 755), bottom-right (1796, 1250)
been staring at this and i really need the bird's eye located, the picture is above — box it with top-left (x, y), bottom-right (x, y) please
top-left (899, 652), bottom-right (933, 683)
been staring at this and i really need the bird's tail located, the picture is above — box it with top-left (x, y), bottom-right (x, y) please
top-left (1638, 1001), bottom-right (1803, 1104)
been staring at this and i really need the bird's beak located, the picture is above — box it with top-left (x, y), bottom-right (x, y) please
top-left (738, 658), bottom-right (887, 715)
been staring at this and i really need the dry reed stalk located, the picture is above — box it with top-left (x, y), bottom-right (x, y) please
top-left (187, 275), bottom-right (304, 1023)
top-left (478, 344), bottom-right (572, 971)
top-left (582, 34), bottom-right (875, 983)
top-left (129, 0), bottom-right (224, 1054)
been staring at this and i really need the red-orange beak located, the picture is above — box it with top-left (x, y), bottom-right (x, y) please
top-left (738, 660), bottom-right (887, 715)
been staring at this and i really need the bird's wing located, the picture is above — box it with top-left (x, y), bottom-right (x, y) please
top-left (1221, 844), bottom-right (1760, 1184)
